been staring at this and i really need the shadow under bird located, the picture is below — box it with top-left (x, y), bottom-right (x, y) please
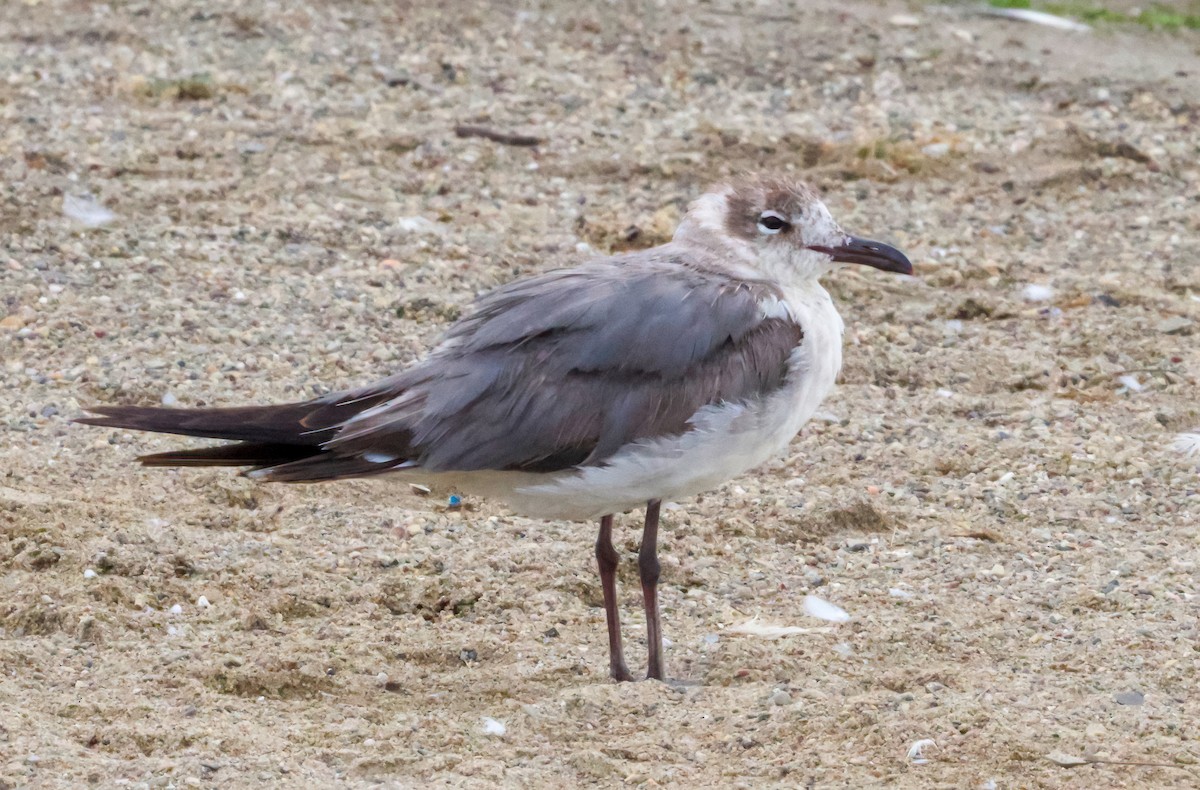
top-left (78, 176), bottom-right (913, 682)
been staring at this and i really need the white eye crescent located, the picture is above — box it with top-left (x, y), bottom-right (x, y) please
top-left (756, 211), bottom-right (790, 235)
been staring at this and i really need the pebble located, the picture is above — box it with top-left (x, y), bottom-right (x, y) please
top-left (768, 690), bottom-right (792, 706)
top-left (1157, 316), bottom-right (1193, 335)
top-left (1114, 691), bottom-right (1144, 706)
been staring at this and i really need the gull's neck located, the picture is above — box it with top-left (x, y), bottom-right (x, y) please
top-left (673, 228), bottom-right (757, 276)
top-left (672, 225), bottom-right (830, 296)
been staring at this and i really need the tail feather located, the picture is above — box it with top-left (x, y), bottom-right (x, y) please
top-left (76, 384), bottom-right (414, 478)
top-left (75, 390), bottom-right (403, 476)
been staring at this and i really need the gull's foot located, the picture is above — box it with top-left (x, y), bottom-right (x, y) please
top-left (611, 664), bottom-right (635, 683)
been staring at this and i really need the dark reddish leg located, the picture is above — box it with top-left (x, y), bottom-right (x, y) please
top-left (639, 499), bottom-right (665, 681)
top-left (595, 514), bottom-right (633, 682)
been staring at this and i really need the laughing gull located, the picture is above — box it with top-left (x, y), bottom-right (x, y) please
top-left (78, 176), bottom-right (912, 682)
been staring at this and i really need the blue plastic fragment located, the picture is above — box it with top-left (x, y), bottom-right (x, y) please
top-left (448, 495), bottom-right (462, 507)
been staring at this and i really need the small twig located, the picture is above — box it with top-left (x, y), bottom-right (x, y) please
top-left (702, 8), bottom-right (799, 23)
top-left (948, 531), bottom-right (1003, 543)
top-left (1090, 758), bottom-right (1196, 770)
top-left (454, 124), bottom-right (540, 147)
top-left (1047, 751), bottom-right (1200, 778)
top-left (1068, 125), bottom-right (1154, 165)
top-left (1111, 366), bottom-right (1179, 378)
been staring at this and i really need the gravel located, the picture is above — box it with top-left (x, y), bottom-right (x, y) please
top-left (2, 0), bottom-right (1199, 787)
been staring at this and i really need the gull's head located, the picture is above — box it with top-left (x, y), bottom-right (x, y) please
top-left (676, 177), bottom-right (912, 283)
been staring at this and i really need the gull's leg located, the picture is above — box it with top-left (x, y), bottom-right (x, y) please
top-left (639, 499), bottom-right (665, 681)
top-left (595, 514), bottom-right (633, 682)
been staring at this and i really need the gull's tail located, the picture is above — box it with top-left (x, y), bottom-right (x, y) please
top-left (75, 403), bottom-right (335, 467)
top-left (75, 390), bottom-right (398, 477)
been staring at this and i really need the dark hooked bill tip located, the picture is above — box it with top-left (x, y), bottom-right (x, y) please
top-left (808, 236), bottom-right (914, 275)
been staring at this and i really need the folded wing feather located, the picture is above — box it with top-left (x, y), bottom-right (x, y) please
top-left (78, 251), bottom-right (806, 482)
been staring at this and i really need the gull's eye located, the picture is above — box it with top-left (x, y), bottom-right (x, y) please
top-left (756, 211), bottom-right (790, 235)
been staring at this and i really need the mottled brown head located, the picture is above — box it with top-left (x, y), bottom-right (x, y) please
top-left (676, 176), bottom-right (913, 282)
top-left (721, 178), bottom-right (825, 245)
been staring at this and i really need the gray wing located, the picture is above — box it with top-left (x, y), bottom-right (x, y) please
top-left (260, 251), bottom-right (805, 480)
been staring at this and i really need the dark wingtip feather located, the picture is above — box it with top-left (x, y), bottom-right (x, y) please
top-left (75, 404), bottom-right (218, 435)
top-left (137, 442), bottom-right (322, 468)
top-left (74, 402), bottom-right (326, 444)
top-left (74, 405), bottom-right (156, 429)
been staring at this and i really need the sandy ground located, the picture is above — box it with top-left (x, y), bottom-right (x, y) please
top-left (3, 0), bottom-right (1200, 787)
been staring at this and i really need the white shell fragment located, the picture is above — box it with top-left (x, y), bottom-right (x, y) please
top-left (803, 595), bottom-right (850, 623)
top-left (727, 617), bottom-right (820, 639)
top-left (1021, 283), bottom-right (1055, 302)
top-left (1116, 375), bottom-right (1143, 393)
top-left (907, 738), bottom-right (937, 765)
top-left (62, 194), bottom-right (117, 228)
top-left (395, 216), bottom-right (443, 235)
top-left (481, 717), bottom-right (506, 736)
top-left (1173, 432), bottom-right (1200, 457)
top-left (982, 8), bottom-right (1091, 32)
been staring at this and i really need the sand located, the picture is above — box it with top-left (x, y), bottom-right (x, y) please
top-left (2, 0), bottom-right (1199, 787)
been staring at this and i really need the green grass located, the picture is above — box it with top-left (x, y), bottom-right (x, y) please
top-left (987, 0), bottom-right (1200, 30)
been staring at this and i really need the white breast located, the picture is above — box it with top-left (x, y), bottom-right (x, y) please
top-left (469, 282), bottom-right (846, 521)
